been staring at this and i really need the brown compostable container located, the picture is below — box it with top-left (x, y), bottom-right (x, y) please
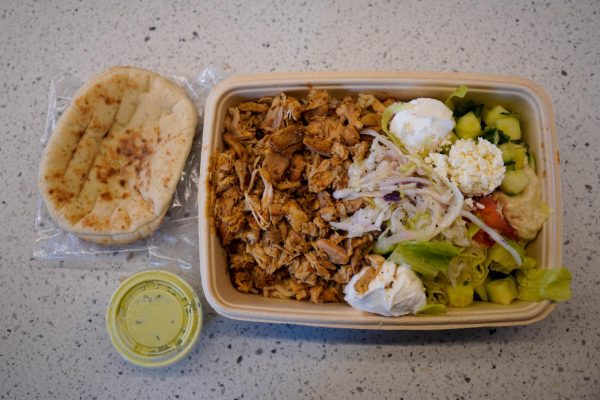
top-left (198, 71), bottom-right (562, 330)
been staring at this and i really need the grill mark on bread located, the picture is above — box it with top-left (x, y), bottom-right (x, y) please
top-left (52, 115), bottom-right (95, 207)
top-left (71, 120), bottom-right (113, 207)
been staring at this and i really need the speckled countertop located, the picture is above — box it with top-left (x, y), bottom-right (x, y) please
top-left (1, 0), bottom-right (599, 399)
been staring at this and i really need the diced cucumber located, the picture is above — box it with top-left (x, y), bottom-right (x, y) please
top-left (488, 245), bottom-right (517, 274)
top-left (499, 143), bottom-right (527, 169)
top-left (500, 169), bottom-right (530, 195)
top-left (474, 277), bottom-right (490, 301)
top-left (446, 281), bottom-right (474, 307)
top-left (487, 241), bottom-right (525, 274)
top-left (483, 105), bottom-right (509, 128)
top-left (498, 143), bottom-right (515, 163)
top-left (455, 111), bottom-right (482, 139)
top-left (513, 146), bottom-right (527, 169)
top-left (486, 276), bottom-right (518, 305)
top-left (496, 116), bottom-right (522, 140)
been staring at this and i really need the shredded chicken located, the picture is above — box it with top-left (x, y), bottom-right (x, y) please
top-left (212, 90), bottom-right (389, 303)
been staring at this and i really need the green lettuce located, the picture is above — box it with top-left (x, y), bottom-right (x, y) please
top-left (448, 244), bottom-right (488, 287)
top-left (421, 275), bottom-right (449, 305)
top-left (380, 102), bottom-right (409, 152)
top-left (444, 85), bottom-right (468, 111)
top-left (481, 128), bottom-right (511, 145)
top-left (381, 102), bottom-right (405, 135)
top-left (515, 267), bottom-right (572, 302)
top-left (389, 241), bottom-right (460, 279)
top-left (417, 303), bottom-right (447, 315)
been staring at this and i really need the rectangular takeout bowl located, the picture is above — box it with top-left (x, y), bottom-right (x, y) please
top-left (198, 71), bottom-right (562, 330)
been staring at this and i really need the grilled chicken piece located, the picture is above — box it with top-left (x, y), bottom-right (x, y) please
top-left (223, 133), bottom-right (248, 161)
top-left (309, 286), bottom-right (323, 303)
top-left (262, 94), bottom-right (303, 132)
top-left (308, 159), bottom-right (335, 193)
top-left (234, 160), bottom-right (249, 190)
top-left (357, 93), bottom-right (385, 113)
top-left (288, 154), bottom-right (305, 182)
top-left (303, 137), bottom-right (333, 156)
top-left (224, 107), bottom-right (256, 140)
top-left (305, 89), bottom-right (329, 110)
top-left (360, 113), bottom-right (380, 127)
top-left (341, 125), bottom-right (360, 146)
top-left (214, 186), bottom-right (245, 244)
top-left (315, 238), bottom-right (349, 265)
top-left (263, 151), bottom-right (290, 182)
top-left (336, 97), bottom-right (363, 130)
top-left (283, 199), bottom-right (309, 232)
top-left (215, 175), bottom-right (236, 194)
top-left (343, 198), bottom-right (363, 214)
top-left (331, 142), bottom-right (349, 161)
top-left (269, 125), bottom-right (304, 155)
top-left (238, 101), bottom-right (269, 113)
top-left (303, 89), bottom-right (329, 120)
top-left (333, 265), bottom-right (360, 285)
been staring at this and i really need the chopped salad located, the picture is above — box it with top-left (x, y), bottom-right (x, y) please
top-left (337, 86), bottom-right (571, 316)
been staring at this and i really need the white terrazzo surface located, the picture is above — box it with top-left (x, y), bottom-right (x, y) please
top-left (1, 0), bottom-right (599, 399)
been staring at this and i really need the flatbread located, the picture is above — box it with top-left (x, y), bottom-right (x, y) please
top-left (39, 66), bottom-right (198, 244)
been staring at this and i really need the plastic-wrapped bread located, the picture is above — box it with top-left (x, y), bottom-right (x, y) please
top-left (38, 66), bottom-right (198, 244)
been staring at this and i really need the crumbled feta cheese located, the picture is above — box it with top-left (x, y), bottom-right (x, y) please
top-left (427, 152), bottom-right (449, 181)
top-left (446, 138), bottom-right (505, 196)
top-left (465, 198), bottom-right (475, 208)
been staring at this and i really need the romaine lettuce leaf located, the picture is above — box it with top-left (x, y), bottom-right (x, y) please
top-left (389, 241), bottom-right (460, 279)
top-left (516, 267), bottom-right (572, 302)
top-left (417, 303), bottom-right (447, 315)
top-left (444, 85), bottom-right (468, 111)
top-left (421, 275), bottom-right (449, 305)
top-left (448, 244), bottom-right (488, 287)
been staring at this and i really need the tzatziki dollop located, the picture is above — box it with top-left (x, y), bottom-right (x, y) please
top-left (344, 260), bottom-right (426, 316)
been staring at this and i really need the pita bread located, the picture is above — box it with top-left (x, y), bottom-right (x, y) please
top-left (39, 66), bottom-right (198, 244)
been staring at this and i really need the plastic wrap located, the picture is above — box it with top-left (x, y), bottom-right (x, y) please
top-left (33, 66), bottom-right (225, 269)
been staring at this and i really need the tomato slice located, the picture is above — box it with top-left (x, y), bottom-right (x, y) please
top-left (472, 196), bottom-right (517, 245)
top-left (472, 229), bottom-right (495, 246)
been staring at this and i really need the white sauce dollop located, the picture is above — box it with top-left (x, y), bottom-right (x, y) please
top-left (389, 98), bottom-right (455, 155)
top-left (344, 260), bottom-right (426, 316)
